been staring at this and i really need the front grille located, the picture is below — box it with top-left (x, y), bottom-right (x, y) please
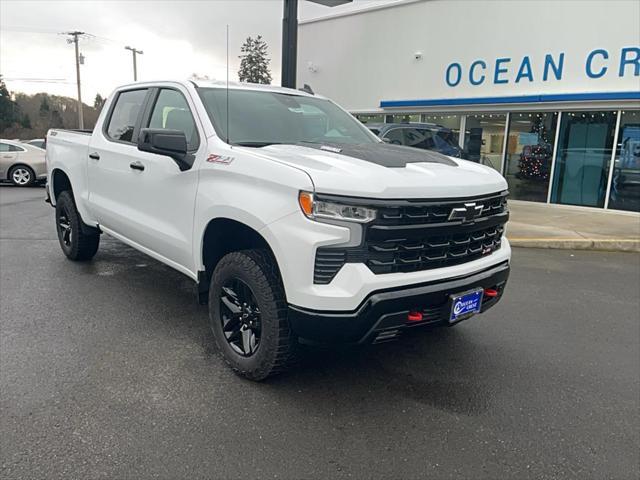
top-left (313, 191), bottom-right (508, 284)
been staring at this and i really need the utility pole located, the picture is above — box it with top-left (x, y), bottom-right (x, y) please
top-left (124, 46), bottom-right (143, 81)
top-left (63, 31), bottom-right (85, 129)
top-left (281, 0), bottom-right (298, 89)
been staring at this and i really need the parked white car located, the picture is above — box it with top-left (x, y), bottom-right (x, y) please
top-left (0, 139), bottom-right (46, 186)
top-left (46, 80), bottom-right (511, 380)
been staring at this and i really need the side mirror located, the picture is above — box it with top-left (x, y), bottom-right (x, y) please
top-left (137, 128), bottom-right (191, 171)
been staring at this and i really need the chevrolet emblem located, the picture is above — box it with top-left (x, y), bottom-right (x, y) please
top-left (448, 202), bottom-right (484, 223)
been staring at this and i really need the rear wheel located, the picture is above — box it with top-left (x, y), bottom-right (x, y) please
top-left (9, 165), bottom-right (35, 187)
top-left (208, 250), bottom-right (298, 381)
top-left (55, 191), bottom-right (100, 261)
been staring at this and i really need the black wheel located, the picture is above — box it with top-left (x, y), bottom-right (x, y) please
top-left (55, 191), bottom-right (100, 261)
top-left (9, 165), bottom-right (35, 187)
top-left (208, 250), bottom-right (298, 381)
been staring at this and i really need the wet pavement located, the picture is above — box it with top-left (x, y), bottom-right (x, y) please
top-left (1, 186), bottom-right (639, 479)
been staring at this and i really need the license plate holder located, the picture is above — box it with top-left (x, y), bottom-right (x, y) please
top-left (449, 288), bottom-right (483, 323)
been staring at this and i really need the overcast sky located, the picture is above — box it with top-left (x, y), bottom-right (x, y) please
top-left (0, 0), bottom-right (397, 102)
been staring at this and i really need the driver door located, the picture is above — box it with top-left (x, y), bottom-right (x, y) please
top-left (120, 87), bottom-right (202, 274)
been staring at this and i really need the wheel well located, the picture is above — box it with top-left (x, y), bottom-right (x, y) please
top-left (52, 169), bottom-right (72, 200)
top-left (200, 218), bottom-right (281, 302)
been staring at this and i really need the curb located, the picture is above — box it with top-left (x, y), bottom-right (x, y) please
top-left (507, 237), bottom-right (640, 253)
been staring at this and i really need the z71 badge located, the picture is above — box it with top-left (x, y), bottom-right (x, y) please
top-left (207, 154), bottom-right (234, 165)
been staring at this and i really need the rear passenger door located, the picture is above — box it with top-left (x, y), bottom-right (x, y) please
top-left (87, 88), bottom-right (150, 238)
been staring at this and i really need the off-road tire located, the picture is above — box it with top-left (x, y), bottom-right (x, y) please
top-left (55, 191), bottom-right (100, 261)
top-left (208, 249), bottom-right (299, 381)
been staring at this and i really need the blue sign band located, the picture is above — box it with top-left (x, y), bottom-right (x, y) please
top-left (380, 91), bottom-right (640, 108)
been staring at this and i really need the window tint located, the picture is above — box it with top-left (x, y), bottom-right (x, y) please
top-left (148, 89), bottom-right (199, 150)
top-left (0, 142), bottom-right (10, 152)
top-left (382, 128), bottom-right (404, 145)
top-left (404, 128), bottom-right (436, 149)
top-left (106, 89), bottom-right (148, 142)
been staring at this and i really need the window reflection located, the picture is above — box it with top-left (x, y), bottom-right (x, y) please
top-left (505, 112), bottom-right (558, 202)
top-left (463, 113), bottom-right (507, 171)
top-left (609, 110), bottom-right (640, 212)
top-left (421, 113), bottom-right (463, 146)
top-left (551, 111), bottom-right (617, 208)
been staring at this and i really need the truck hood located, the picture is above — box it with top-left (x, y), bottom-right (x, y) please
top-left (250, 143), bottom-right (507, 199)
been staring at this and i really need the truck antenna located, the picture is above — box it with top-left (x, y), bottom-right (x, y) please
top-left (226, 24), bottom-right (230, 145)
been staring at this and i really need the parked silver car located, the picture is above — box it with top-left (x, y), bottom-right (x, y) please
top-left (0, 139), bottom-right (46, 186)
top-left (25, 138), bottom-right (46, 150)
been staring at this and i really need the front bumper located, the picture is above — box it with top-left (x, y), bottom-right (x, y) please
top-left (288, 260), bottom-right (509, 345)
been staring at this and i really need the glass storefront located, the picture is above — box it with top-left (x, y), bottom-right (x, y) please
top-left (421, 113), bottom-right (463, 146)
top-left (550, 111), bottom-right (618, 208)
top-left (353, 108), bottom-right (639, 212)
top-left (354, 113), bottom-right (385, 124)
top-left (390, 113), bottom-right (420, 123)
top-left (608, 110), bottom-right (640, 212)
top-left (463, 113), bottom-right (507, 171)
top-left (504, 112), bottom-right (559, 202)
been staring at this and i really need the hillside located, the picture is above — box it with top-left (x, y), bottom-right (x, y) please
top-left (1, 91), bottom-right (102, 140)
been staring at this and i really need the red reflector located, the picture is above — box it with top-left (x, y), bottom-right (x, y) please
top-left (484, 288), bottom-right (499, 298)
top-left (407, 311), bottom-right (423, 322)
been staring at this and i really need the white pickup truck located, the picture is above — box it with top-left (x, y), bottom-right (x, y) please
top-left (46, 80), bottom-right (511, 380)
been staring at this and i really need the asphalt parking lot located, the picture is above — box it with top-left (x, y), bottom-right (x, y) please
top-left (1, 186), bottom-right (639, 480)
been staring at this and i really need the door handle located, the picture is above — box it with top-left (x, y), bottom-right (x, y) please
top-left (129, 161), bottom-right (145, 171)
top-left (89, 152), bottom-right (100, 160)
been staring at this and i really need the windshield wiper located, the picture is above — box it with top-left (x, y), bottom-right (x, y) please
top-left (232, 141), bottom-right (283, 148)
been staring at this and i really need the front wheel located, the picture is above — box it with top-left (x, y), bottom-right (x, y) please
top-left (9, 165), bottom-right (35, 187)
top-left (55, 191), bottom-right (100, 261)
top-left (208, 250), bottom-right (298, 381)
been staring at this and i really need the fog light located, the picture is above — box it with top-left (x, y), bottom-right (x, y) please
top-left (407, 311), bottom-right (423, 322)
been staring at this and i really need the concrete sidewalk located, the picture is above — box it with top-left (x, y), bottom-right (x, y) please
top-left (507, 200), bottom-right (640, 252)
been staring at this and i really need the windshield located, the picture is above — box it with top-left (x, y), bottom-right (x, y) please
top-left (198, 88), bottom-right (378, 147)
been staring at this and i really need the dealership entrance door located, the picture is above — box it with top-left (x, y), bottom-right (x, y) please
top-left (550, 111), bottom-right (618, 208)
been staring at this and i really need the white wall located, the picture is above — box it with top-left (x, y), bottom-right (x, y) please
top-left (297, 0), bottom-right (640, 110)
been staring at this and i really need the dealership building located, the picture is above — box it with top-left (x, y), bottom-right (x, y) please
top-left (297, 0), bottom-right (640, 212)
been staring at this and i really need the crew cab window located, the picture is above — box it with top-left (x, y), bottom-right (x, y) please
top-left (147, 89), bottom-right (199, 150)
top-left (106, 89), bottom-right (148, 143)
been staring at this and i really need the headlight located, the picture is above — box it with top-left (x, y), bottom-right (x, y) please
top-left (298, 191), bottom-right (376, 223)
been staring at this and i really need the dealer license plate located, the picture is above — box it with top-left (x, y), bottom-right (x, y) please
top-left (449, 288), bottom-right (483, 323)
